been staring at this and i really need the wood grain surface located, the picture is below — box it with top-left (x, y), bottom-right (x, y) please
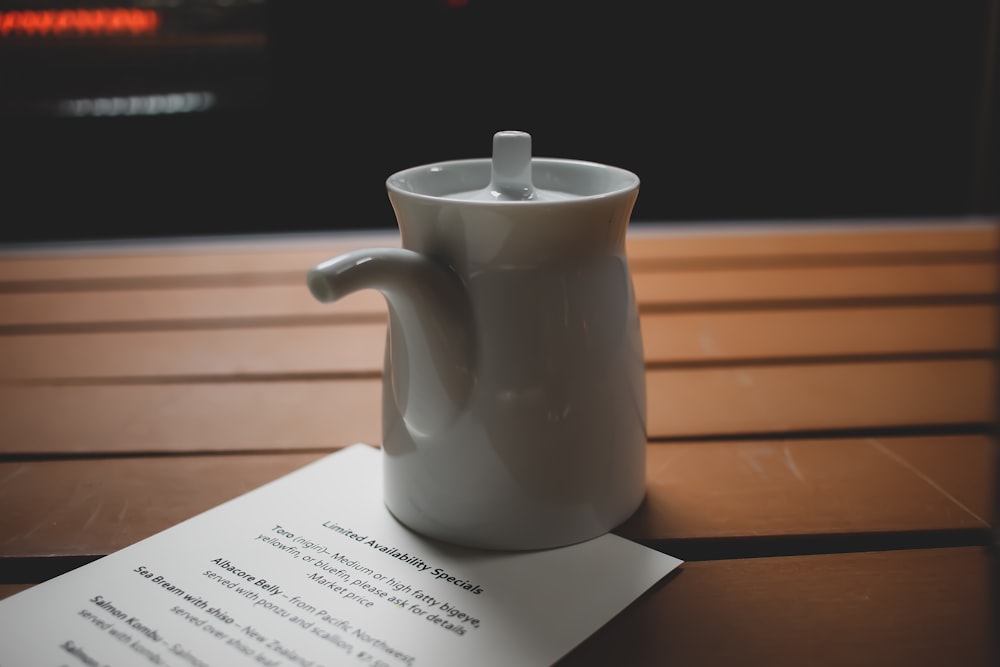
top-left (1, 220), bottom-right (996, 666)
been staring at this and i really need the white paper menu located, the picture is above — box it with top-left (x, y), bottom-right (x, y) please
top-left (0, 444), bottom-right (681, 667)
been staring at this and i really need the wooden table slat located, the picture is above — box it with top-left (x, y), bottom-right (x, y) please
top-left (0, 437), bottom-right (991, 562)
top-left (625, 220), bottom-right (998, 260)
top-left (617, 436), bottom-right (994, 543)
top-left (634, 263), bottom-right (997, 305)
top-left (1, 221), bottom-right (994, 283)
top-left (0, 262), bottom-right (993, 329)
top-left (642, 305), bottom-right (996, 362)
top-left (0, 360), bottom-right (992, 455)
top-left (0, 234), bottom-right (401, 283)
top-left (646, 359), bottom-right (994, 438)
top-left (877, 437), bottom-right (998, 527)
top-left (0, 287), bottom-right (386, 327)
top-left (560, 547), bottom-right (997, 667)
top-left (2, 306), bottom-right (993, 381)
top-left (0, 381), bottom-right (384, 455)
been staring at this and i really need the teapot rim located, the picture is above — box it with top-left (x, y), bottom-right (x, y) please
top-left (386, 157), bottom-right (639, 205)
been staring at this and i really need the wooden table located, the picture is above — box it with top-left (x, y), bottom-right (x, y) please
top-left (1, 219), bottom-right (997, 666)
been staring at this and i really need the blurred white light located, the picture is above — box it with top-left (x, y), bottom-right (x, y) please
top-left (58, 92), bottom-right (217, 117)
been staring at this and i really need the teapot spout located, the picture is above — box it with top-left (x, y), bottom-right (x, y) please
top-left (308, 248), bottom-right (473, 438)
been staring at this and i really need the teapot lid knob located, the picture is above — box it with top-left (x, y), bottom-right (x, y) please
top-left (489, 131), bottom-right (536, 201)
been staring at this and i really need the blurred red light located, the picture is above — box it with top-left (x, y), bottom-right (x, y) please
top-left (0, 8), bottom-right (161, 38)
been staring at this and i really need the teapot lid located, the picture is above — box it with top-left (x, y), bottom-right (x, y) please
top-left (387, 131), bottom-right (639, 204)
top-left (447, 131), bottom-right (575, 202)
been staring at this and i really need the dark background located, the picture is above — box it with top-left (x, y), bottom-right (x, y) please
top-left (1, 0), bottom-right (997, 243)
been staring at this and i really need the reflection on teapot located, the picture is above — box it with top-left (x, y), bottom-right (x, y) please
top-left (308, 132), bottom-right (646, 550)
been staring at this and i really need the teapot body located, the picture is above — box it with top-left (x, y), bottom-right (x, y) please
top-left (379, 165), bottom-right (647, 550)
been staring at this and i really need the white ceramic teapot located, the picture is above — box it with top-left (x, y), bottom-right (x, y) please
top-left (308, 131), bottom-right (646, 550)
